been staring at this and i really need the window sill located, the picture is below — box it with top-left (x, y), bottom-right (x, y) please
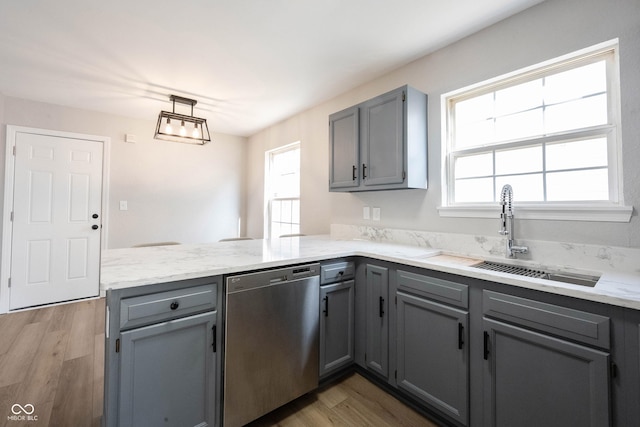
top-left (437, 204), bottom-right (634, 222)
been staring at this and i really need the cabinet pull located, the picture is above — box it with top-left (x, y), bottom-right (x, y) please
top-left (379, 296), bottom-right (385, 318)
top-left (212, 325), bottom-right (217, 353)
top-left (483, 331), bottom-right (490, 360)
top-left (170, 301), bottom-right (180, 310)
top-left (352, 165), bottom-right (357, 181)
top-left (458, 323), bottom-right (465, 350)
top-left (323, 296), bottom-right (329, 317)
top-left (362, 163), bottom-right (367, 179)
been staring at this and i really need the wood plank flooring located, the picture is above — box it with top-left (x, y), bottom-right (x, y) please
top-left (0, 298), bottom-right (438, 427)
top-left (0, 298), bottom-right (104, 427)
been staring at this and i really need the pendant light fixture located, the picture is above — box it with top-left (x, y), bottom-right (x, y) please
top-left (154, 95), bottom-right (211, 144)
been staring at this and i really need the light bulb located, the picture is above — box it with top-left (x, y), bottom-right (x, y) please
top-left (179, 121), bottom-right (187, 137)
top-left (164, 118), bottom-right (173, 134)
top-left (192, 123), bottom-right (200, 138)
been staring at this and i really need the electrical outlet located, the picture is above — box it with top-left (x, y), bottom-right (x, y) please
top-left (363, 206), bottom-right (370, 220)
top-left (372, 207), bottom-right (381, 221)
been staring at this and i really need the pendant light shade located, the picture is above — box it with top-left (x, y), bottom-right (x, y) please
top-left (154, 95), bottom-right (211, 145)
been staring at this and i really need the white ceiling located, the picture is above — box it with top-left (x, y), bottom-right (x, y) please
top-left (0, 0), bottom-right (543, 137)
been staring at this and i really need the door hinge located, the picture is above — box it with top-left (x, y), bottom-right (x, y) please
top-left (610, 362), bottom-right (618, 378)
top-left (115, 338), bottom-right (120, 353)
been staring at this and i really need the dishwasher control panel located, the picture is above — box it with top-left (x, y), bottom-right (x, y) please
top-left (226, 263), bottom-right (320, 293)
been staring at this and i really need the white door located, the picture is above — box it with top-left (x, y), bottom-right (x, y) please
top-left (9, 131), bottom-right (103, 310)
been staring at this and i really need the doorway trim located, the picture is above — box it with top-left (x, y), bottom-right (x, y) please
top-left (1, 125), bottom-right (111, 313)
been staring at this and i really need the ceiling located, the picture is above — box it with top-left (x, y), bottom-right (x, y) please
top-left (0, 0), bottom-right (543, 137)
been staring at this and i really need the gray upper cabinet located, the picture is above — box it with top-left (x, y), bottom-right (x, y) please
top-left (329, 85), bottom-right (427, 192)
top-left (328, 106), bottom-right (360, 189)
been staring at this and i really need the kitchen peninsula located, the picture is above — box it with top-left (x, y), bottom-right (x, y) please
top-left (102, 233), bottom-right (640, 427)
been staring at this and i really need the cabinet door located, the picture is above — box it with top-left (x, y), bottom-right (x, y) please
top-left (320, 280), bottom-right (355, 376)
top-left (397, 292), bottom-right (469, 425)
top-left (365, 264), bottom-right (389, 378)
top-left (361, 88), bottom-right (404, 187)
top-left (483, 318), bottom-right (610, 427)
top-left (119, 312), bottom-right (217, 427)
top-left (329, 106), bottom-right (360, 190)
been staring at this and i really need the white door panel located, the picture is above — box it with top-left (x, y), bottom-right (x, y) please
top-left (10, 132), bottom-right (103, 310)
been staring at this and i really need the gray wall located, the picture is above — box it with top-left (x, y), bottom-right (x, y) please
top-left (0, 96), bottom-right (248, 249)
top-left (246, 0), bottom-right (640, 248)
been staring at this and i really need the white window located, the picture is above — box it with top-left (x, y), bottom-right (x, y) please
top-left (440, 40), bottom-right (631, 222)
top-left (265, 142), bottom-right (300, 238)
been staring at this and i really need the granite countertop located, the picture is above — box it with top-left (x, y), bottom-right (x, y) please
top-left (101, 235), bottom-right (640, 310)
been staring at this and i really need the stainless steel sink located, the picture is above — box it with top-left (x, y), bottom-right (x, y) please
top-left (473, 261), bottom-right (599, 287)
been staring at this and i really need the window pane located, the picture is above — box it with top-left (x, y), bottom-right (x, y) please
top-left (271, 200), bottom-right (281, 221)
top-left (455, 119), bottom-right (494, 149)
top-left (495, 109), bottom-right (543, 142)
top-left (495, 146), bottom-right (542, 175)
top-left (544, 94), bottom-right (607, 134)
top-left (454, 153), bottom-right (493, 178)
top-left (496, 174), bottom-right (544, 202)
top-left (455, 93), bottom-right (493, 125)
top-left (495, 79), bottom-right (542, 116)
top-left (281, 200), bottom-right (292, 223)
top-left (547, 169), bottom-right (608, 201)
top-left (292, 200), bottom-right (300, 225)
top-left (454, 178), bottom-right (493, 203)
top-left (544, 61), bottom-right (606, 104)
top-left (546, 138), bottom-right (608, 171)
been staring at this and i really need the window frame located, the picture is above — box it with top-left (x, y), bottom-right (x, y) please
top-left (264, 142), bottom-right (301, 238)
top-left (439, 39), bottom-right (631, 222)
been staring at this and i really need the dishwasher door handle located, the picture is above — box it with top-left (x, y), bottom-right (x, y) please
top-left (269, 275), bottom-right (288, 284)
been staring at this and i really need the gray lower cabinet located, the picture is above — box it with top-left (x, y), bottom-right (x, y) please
top-left (396, 292), bottom-right (469, 425)
top-left (104, 277), bottom-right (221, 427)
top-left (119, 312), bottom-right (217, 427)
top-left (365, 263), bottom-right (389, 379)
top-left (482, 290), bottom-right (611, 427)
top-left (319, 279), bottom-right (355, 377)
top-left (395, 269), bottom-right (470, 425)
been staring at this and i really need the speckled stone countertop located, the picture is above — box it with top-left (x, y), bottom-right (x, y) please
top-left (101, 235), bottom-right (640, 310)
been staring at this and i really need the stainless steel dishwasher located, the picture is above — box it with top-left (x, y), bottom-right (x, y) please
top-left (223, 263), bottom-right (320, 427)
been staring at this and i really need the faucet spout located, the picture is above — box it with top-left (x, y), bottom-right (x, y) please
top-left (498, 184), bottom-right (528, 258)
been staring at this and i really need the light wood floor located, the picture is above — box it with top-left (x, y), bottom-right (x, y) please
top-left (0, 298), bottom-right (438, 427)
top-left (0, 297), bottom-right (104, 427)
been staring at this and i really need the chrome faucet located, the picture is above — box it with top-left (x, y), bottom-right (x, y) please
top-left (499, 184), bottom-right (528, 258)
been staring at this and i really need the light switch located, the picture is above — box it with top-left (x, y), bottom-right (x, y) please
top-left (363, 206), bottom-right (370, 220)
top-left (119, 201), bottom-right (128, 211)
top-left (372, 207), bottom-right (381, 221)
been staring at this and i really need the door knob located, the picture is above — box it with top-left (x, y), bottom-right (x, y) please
top-left (92, 213), bottom-right (99, 219)
top-left (92, 225), bottom-right (99, 230)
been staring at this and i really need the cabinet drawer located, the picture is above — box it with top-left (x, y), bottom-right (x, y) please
top-left (397, 270), bottom-right (468, 309)
top-left (321, 261), bottom-right (355, 285)
top-left (120, 284), bottom-right (216, 330)
top-left (483, 290), bottom-right (610, 349)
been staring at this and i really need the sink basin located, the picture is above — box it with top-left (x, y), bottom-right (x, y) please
top-left (472, 261), bottom-right (599, 287)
